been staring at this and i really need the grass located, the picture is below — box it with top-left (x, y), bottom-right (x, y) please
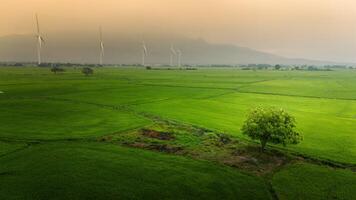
top-left (0, 66), bottom-right (355, 199)
top-left (0, 98), bottom-right (150, 140)
top-left (0, 141), bottom-right (27, 156)
top-left (272, 163), bottom-right (356, 200)
top-left (0, 142), bottom-right (271, 200)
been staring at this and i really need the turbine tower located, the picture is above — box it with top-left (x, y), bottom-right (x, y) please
top-left (35, 14), bottom-right (45, 66)
top-left (176, 49), bottom-right (182, 67)
top-left (142, 41), bottom-right (148, 66)
top-left (170, 45), bottom-right (177, 66)
top-left (99, 27), bottom-right (105, 66)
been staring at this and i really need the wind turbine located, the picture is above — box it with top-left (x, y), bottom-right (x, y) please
top-left (142, 40), bottom-right (148, 66)
top-left (170, 44), bottom-right (177, 66)
top-left (176, 49), bottom-right (182, 67)
top-left (35, 13), bottom-right (45, 65)
top-left (99, 27), bottom-right (105, 66)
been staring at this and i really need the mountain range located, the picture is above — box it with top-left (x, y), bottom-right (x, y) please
top-left (0, 33), bottom-right (350, 66)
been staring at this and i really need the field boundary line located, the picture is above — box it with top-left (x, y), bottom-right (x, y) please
top-left (234, 90), bottom-right (356, 101)
top-left (130, 82), bottom-right (356, 102)
top-left (134, 83), bottom-right (236, 91)
top-left (0, 143), bottom-right (32, 159)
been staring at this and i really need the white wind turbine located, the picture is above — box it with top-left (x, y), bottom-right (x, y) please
top-left (170, 44), bottom-right (177, 66)
top-left (142, 40), bottom-right (148, 66)
top-left (99, 27), bottom-right (105, 66)
top-left (176, 49), bottom-right (182, 67)
top-left (35, 14), bottom-right (45, 65)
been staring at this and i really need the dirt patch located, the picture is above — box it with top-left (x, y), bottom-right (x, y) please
top-left (130, 143), bottom-right (183, 153)
top-left (129, 143), bottom-right (147, 148)
top-left (147, 144), bottom-right (183, 153)
top-left (103, 122), bottom-right (298, 175)
top-left (217, 133), bottom-right (232, 145)
top-left (141, 129), bottom-right (175, 140)
top-left (222, 146), bottom-right (291, 175)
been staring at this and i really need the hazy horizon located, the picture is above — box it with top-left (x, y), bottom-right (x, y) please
top-left (2, 0), bottom-right (356, 63)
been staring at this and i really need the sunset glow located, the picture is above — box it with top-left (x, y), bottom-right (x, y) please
top-left (1, 0), bottom-right (356, 62)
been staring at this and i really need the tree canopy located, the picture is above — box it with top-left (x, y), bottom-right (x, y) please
top-left (241, 107), bottom-right (302, 151)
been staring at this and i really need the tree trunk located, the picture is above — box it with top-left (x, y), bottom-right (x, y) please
top-left (260, 139), bottom-right (267, 152)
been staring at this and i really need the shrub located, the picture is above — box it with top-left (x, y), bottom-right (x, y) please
top-left (50, 67), bottom-right (65, 74)
top-left (82, 67), bottom-right (94, 76)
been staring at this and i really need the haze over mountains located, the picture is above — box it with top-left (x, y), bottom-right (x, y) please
top-left (0, 33), bottom-right (350, 66)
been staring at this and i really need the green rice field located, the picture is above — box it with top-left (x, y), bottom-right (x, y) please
top-left (0, 66), bottom-right (355, 199)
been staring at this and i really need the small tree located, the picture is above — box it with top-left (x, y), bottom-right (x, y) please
top-left (50, 67), bottom-right (65, 74)
top-left (241, 107), bottom-right (302, 152)
top-left (82, 67), bottom-right (94, 76)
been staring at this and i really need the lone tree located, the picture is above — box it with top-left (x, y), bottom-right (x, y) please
top-left (82, 67), bottom-right (94, 76)
top-left (241, 107), bottom-right (302, 152)
top-left (50, 67), bottom-right (65, 74)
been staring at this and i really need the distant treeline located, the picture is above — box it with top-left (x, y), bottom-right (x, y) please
top-left (145, 66), bottom-right (197, 70)
top-left (238, 64), bottom-right (355, 71)
top-left (0, 62), bottom-right (120, 67)
top-left (0, 62), bottom-right (355, 71)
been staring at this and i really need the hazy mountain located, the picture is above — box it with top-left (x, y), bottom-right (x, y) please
top-left (0, 33), bottom-right (349, 66)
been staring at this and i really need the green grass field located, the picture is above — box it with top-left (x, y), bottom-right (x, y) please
top-left (0, 143), bottom-right (271, 200)
top-left (0, 66), bottom-right (355, 199)
top-left (272, 163), bottom-right (356, 200)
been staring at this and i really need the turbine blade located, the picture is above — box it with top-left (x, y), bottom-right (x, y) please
top-left (101, 42), bottom-right (105, 55)
top-left (170, 45), bottom-right (177, 55)
top-left (35, 13), bottom-right (40, 35)
top-left (142, 41), bottom-right (148, 56)
top-left (40, 36), bottom-right (45, 44)
top-left (38, 37), bottom-right (42, 48)
top-left (99, 26), bottom-right (103, 42)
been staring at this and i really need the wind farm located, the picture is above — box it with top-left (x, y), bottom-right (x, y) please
top-left (0, 1), bottom-right (356, 200)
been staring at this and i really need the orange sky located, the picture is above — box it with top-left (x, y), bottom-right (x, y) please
top-left (1, 0), bottom-right (356, 62)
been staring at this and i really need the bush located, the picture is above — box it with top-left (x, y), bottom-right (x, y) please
top-left (275, 64), bottom-right (282, 70)
top-left (50, 67), bottom-right (65, 74)
top-left (82, 67), bottom-right (94, 76)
